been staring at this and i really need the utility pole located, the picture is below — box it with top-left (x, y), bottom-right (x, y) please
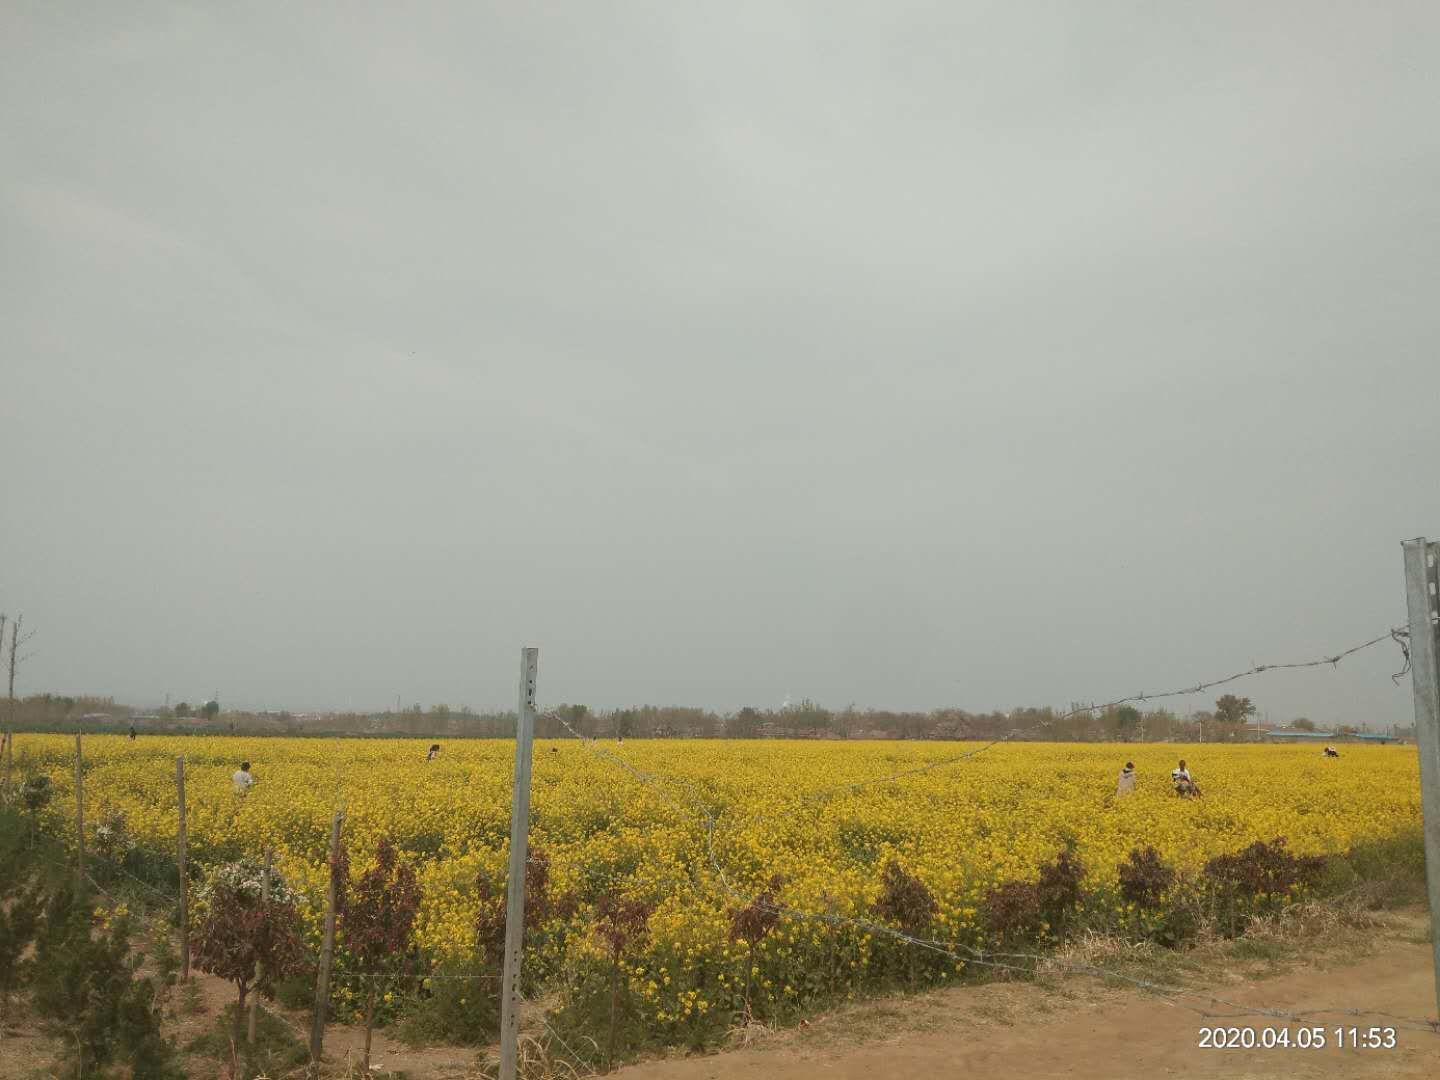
top-left (1401, 538), bottom-right (1440, 1017)
top-left (498, 647), bottom-right (539, 1080)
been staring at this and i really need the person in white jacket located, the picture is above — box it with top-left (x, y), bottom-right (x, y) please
top-left (1116, 762), bottom-right (1137, 796)
top-left (1171, 759), bottom-right (1200, 797)
top-left (232, 762), bottom-right (255, 795)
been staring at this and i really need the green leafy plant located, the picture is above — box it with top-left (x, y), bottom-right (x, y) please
top-left (871, 859), bottom-right (938, 986)
top-left (728, 874), bottom-right (785, 1022)
top-left (594, 892), bottom-right (655, 1069)
top-left (22, 774), bottom-right (51, 844)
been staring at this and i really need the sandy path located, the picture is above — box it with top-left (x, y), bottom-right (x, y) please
top-left (614, 941), bottom-right (1440, 1080)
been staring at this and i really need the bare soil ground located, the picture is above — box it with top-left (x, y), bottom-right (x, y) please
top-left (3, 910), bottom-right (1435, 1079)
top-left (614, 915), bottom-right (1440, 1080)
top-left (0, 967), bottom-right (486, 1080)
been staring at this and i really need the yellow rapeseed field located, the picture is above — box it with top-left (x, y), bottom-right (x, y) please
top-left (8, 734), bottom-right (1422, 1028)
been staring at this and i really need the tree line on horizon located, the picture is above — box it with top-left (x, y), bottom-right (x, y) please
top-left (1, 691), bottom-right (1399, 742)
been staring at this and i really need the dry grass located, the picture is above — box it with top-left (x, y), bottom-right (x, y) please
top-left (1037, 888), bottom-right (1423, 999)
top-left (724, 1004), bottom-right (776, 1050)
top-left (465, 1032), bottom-right (601, 1080)
top-left (687, 898), bottom-right (1433, 1071)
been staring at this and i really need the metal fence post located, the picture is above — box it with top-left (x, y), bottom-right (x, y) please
top-left (499, 647), bottom-right (539, 1080)
top-left (1402, 538), bottom-right (1440, 1017)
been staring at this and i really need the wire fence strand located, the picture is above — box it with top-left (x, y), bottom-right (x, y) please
top-left (6, 623), bottom-right (1433, 1062)
top-left (537, 624), bottom-right (1438, 1036)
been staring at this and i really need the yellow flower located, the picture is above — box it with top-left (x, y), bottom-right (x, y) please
top-left (31, 733), bottom-right (1419, 1015)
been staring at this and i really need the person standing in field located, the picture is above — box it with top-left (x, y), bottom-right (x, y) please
top-left (128, 725), bottom-right (137, 740)
top-left (1116, 761), bottom-right (1136, 796)
top-left (1171, 759), bottom-right (1200, 797)
top-left (426, 743), bottom-right (441, 762)
top-left (232, 761), bottom-right (255, 795)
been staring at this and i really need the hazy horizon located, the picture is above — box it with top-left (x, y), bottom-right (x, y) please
top-left (3, 4), bottom-right (1436, 726)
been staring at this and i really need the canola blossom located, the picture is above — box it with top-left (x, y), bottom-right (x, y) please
top-left (10, 735), bottom-right (1421, 1028)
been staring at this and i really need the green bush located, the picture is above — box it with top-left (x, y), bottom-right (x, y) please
top-left (393, 960), bottom-right (500, 1046)
top-left (0, 881), bottom-right (41, 1027)
top-left (186, 1003), bottom-right (307, 1079)
top-left (1318, 828), bottom-right (1427, 905)
top-left (548, 953), bottom-right (658, 1068)
top-left (273, 968), bottom-right (316, 1012)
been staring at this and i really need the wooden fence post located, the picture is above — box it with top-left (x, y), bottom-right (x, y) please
top-left (309, 811), bottom-right (343, 1072)
top-left (177, 756), bottom-right (190, 983)
top-left (249, 850), bottom-right (272, 1044)
top-left (74, 733), bottom-right (86, 893)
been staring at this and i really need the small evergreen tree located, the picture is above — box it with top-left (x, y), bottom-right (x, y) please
top-left (21, 775), bottom-right (51, 845)
top-left (31, 886), bottom-right (179, 1078)
top-left (0, 881), bottom-right (41, 1027)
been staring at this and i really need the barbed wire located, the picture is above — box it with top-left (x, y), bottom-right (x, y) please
top-left (666, 625), bottom-right (1418, 861)
top-left (787, 626), bottom-right (1411, 806)
top-left (88, 849), bottom-right (181, 906)
top-left (10, 627), bottom-right (1433, 1050)
top-left (1392, 626), bottom-right (1414, 683)
top-left (536, 623), bottom-right (1440, 1036)
top-left (548, 625), bottom-right (1413, 863)
top-left (729, 891), bottom-right (1440, 1034)
top-left (332, 970), bottom-right (502, 983)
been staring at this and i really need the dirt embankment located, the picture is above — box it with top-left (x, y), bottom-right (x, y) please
top-left (4, 914), bottom-right (1436, 1079)
top-left (615, 929), bottom-right (1440, 1080)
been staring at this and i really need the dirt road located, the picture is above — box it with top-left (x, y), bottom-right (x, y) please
top-left (614, 940), bottom-right (1440, 1080)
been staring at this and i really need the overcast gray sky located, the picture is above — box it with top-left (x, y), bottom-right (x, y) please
top-left (2, 3), bottom-right (1435, 724)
